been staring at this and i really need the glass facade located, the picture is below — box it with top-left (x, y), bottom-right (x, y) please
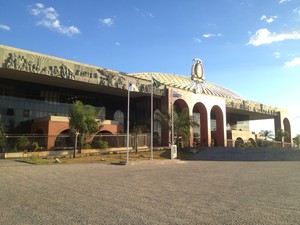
top-left (0, 78), bottom-right (109, 132)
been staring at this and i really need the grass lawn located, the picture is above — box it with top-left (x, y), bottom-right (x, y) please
top-left (19, 149), bottom-right (197, 165)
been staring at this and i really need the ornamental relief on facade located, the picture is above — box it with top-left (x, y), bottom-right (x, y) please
top-left (2, 52), bottom-right (128, 90)
top-left (4, 52), bottom-right (75, 80)
top-left (2, 51), bottom-right (165, 96)
top-left (226, 99), bottom-right (277, 115)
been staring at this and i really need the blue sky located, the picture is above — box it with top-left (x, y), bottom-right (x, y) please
top-left (1, 0), bottom-right (300, 136)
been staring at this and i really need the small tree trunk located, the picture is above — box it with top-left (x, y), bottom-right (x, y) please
top-left (135, 133), bottom-right (138, 154)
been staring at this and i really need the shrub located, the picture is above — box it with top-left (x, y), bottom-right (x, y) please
top-left (16, 136), bottom-right (30, 150)
top-left (257, 139), bottom-right (268, 147)
top-left (82, 142), bottom-right (91, 149)
top-left (29, 153), bottom-right (40, 161)
top-left (92, 138), bottom-right (109, 149)
top-left (31, 142), bottom-right (39, 151)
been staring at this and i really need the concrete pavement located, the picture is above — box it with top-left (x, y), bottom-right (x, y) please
top-left (0, 158), bottom-right (299, 224)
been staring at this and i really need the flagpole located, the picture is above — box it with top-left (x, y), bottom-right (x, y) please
top-left (150, 76), bottom-right (154, 160)
top-left (171, 89), bottom-right (174, 145)
top-left (126, 84), bottom-right (130, 164)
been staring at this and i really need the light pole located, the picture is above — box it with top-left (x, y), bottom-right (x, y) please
top-left (73, 131), bottom-right (79, 158)
top-left (127, 83), bottom-right (138, 164)
top-left (126, 86), bottom-right (131, 164)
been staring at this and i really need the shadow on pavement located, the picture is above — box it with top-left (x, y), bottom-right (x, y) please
top-left (190, 147), bottom-right (300, 161)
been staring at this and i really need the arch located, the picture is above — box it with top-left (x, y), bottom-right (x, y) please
top-left (97, 130), bottom-right (113, 135)
top-left (283, 118), bottom-right (291, 143)
top-left (248, 138), bottom-right (256, 147)
top-left (173, 99), bottom-right (189, 113)
top-left (235, 137), bottom-right (244, 147)
top-left (54, 129), bottom-right (72, 149)
top-left (92, 131), bottom-right (116, 148)
top-left (210, 105), bottom-right (225, 147)
top-left (173, 99), bottom-right (190, 147)
top-left (193, 102), bottom-right (208, 147)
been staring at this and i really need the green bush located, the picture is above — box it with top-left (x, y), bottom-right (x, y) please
top-left (243, 142), bottom-right (254, 148)
top-left (257, 139), bottom-right (268, 147)
top-left (92, 138), bottom-right (109, 149)
top-left (82, 142), bottom-right (91, 149)
top-left (16, 136), bottom-right (30, 150)
top-left (31, 142), bottom-right (39, 151)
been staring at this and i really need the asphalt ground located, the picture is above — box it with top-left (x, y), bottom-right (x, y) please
top-left (0, 157), bottom-right (299, 224)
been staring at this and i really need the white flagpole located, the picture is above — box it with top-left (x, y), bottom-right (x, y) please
top-left (126, 84), bottom-right (130, 164)
top-left (150, 76), bottom-right (154, 160)
top-left (171, 89), bottom-right (174, 145)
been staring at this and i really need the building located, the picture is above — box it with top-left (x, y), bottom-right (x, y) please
top-left (0, 45), bottom-right (292, 150)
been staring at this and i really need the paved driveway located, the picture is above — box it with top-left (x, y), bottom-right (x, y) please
top-left (0, 159), bottom-right (299, 224)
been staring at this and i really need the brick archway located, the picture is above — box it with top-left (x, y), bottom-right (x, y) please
top-left (193, 102), bottom-right (208, 147)
top-left (283, 118), bottom-right (291, 143)
top-left (173, 99), bottom-right (190, 146)
top-left (211, 105), bottom-right (225, 147)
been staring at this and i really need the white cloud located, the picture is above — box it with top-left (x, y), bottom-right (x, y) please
top-left (203, 33), bottom-right (222, 38)
top-left (274, 52), bottom-right (281, 58)
top-left (133, 7), bottom-right (154, 18)
top-left (260, 15), bottom-right (277, 23)
top-left (279, 0), bottom-right (291, 3)
top-left (284, 57), bottom-right (300, 68)
top-left (30, 3), bottom-right (80, 36)
top-left (0, 24), bottom-right (11, 31)
top-left (293, 7), bottom-right (300, 15)
top-left (247, 28), bottom-right (300, 46)
top-left (193, 37), bottom-right (201, 43)
top-left (115, 42), bottom-right (120, 46)
top-left (100, 18), bottom-right (114, 27)
top-left (146, 12), bottom-right (154, 18)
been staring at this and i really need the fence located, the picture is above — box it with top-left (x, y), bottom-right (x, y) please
top-left (0, 133), bottom-right (151, 153)
top-left (227, 139), bottom-right (292, 148)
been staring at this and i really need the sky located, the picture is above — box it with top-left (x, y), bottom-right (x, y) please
top-left (0, 0), bottom-right (300, 136)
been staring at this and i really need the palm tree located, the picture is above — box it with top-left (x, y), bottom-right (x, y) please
top-left (69, 100), bottom-right (103, 157)
top-left (293, 134), bottom-right (300, 148)
top-left (276, 129), bottom-right (289, 148)
top-left (154, 108), bottom-right (199, 148)
top-left (132, 124), bottom-right (145, 153)
top-left (259, 130), bottom-right (274, 140)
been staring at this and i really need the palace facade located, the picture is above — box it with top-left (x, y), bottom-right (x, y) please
top-left (0, 45), bottom-right (292, 150)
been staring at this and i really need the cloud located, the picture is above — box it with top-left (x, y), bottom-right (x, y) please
top-left (133, 7), bottom-right (154, 18)
top-left (279, 0), bottom-right (291, 3)
top-left (247, 28), bottom-right (300, 46)
top-left (274, 52), bottom-right (281, 58)
top-left (99, 18), bottom-right (114, 27)
top-left (203, 33), bottom-right (222, 38)
top-left (284, 57), bottom-right (300, 68)
top-left (146, 12), bottom-right (154, 18)
top-left (193, 37), bottom-right (201, 43)
top-left (115, 42), bottom-right (120, 46)
top-left (293, 7), bottom-right (300, 15)
top-left (260, 15), bottom-right (277, 23)
top-left (29, 3), bottom-right (80, 36)
top-left (0, 24), bottom-right (11, 31)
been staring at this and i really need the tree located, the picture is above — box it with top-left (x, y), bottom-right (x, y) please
top-left (259, 130), bottom-right (274, 141)
top-left (275, 128), bottom-right (289, 148)
top-left (16, 136), bottom-right (30, 151)
top-left (154, 108), bottom-right (199, 148)
top-left (293, 134), bottom-right (300, 148)
top-left (132, 125), bottom-right (145, 153)
top-left (174, 109), bottom-right (199, 148)
top-left (69, 101), bottom-right (103, 156)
